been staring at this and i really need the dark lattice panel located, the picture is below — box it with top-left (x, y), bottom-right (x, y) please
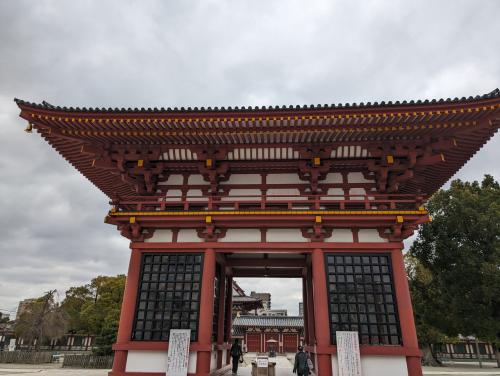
top-left (132, 253), bottom-right (203, 342)
top-left (223, 276), bottom-right (230, 342)
top-left (212, 263), bottom-right (222, 342)
top-left (325, 253), bottom-right (402, 345)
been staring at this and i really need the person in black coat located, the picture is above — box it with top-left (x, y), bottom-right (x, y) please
top-left (230, 338), bottom-right (243, 375)
top-left (293, 346), bottom-right (310, 376)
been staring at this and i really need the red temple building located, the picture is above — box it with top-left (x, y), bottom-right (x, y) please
top-left (15, 89), bottom-right (500, 376)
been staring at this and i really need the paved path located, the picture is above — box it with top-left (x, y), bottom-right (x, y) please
top-left (0, 361), bottom-right (499, 376)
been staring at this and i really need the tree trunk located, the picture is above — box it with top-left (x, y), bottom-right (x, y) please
top-left (495, 346), bottom-right (500, 368)
top-left (421, 343), bottom-right (442, 367)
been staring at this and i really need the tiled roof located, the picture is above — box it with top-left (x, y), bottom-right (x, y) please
top-left (13, 88), bottom-right (500, 114)
top-left (233, 296), bottom-right (262, 303)
top-left (233, 315), bottom-right (303, 328)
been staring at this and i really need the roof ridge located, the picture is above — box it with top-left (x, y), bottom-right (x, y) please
top-left (13, 88), bottom-right (500, 114)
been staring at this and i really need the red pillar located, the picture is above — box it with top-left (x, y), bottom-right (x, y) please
top-left (302, 277), bottom-right (309, 345)
top-left (109, 248), bottom-right (142, 376)
top-left (391, 248), bottom-right (423, 376)
top-left (306, 265), bottom-right (316, 347)
top-left (225, 275), bottom-right (233, 365)
top-left (196, 249), bottom-right (216, 375)
top-left (216, 265), bottom-right (226, 369)
top-left (311, 248), bottom-right (333, 376)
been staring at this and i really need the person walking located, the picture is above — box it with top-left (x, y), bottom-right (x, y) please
top-left (230, 338), bottom-right (243, 375)
top-left (293, 346), bottom-right (310, 376)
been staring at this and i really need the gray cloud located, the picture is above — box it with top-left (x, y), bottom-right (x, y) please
top-left (0, 0), bottom-right (499, 314)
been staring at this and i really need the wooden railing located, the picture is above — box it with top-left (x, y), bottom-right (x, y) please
top-left (114, 193), bottom-right (424, 212)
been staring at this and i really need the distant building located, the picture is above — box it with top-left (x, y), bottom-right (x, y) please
top-left (261, 309), bottom-right (287, 317)
top-left (232, 315), bottom-right (303, 353)
top-left (0, 312), bottom-right (10, 322)
top-left (250, 292), bottom-right (271, 311)
top-left (232, 281), bottom-right (263, 316)
top-left (16, 299), bottom-right (36, 320)
top-left (298, 302), bottom-right (303, 317)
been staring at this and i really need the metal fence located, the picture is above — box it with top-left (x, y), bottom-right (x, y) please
top-left (63, 354), bottom-right (114, 369)
top-left (0, 351), bottom-right (54, 364)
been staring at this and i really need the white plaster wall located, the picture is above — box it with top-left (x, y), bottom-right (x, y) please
top-left (177, 229), bottom-right (202, 242)
top-left (358, 229), bottom-right (388, 243)
top-left (145, 229), bottom-right (173, 243)
top-left (348, 172), bottom-right (374, 183)
top-left (210, 350), bottom-right (218, 371)
top-left (186, 189), bottom-right (208, 201)
top-left (349, 187), bottom-right (366, 200)
top-left (324, 173), bottom-right (343, 183)
top-left (325, 229), bottom-right (353, 242)
top-left (322, 188), bottom-right (345, 200)
top-left (165, 189), bottom-right (183, 202)
top-left (222, 229), bottom-right (261, 242)
top-left (125, 350), bottom-right (198, 373)
top-left (223, 174), bottom-right (261, 184)
top-left (188, 352), bottom-right (198, 373)
top-left (161, 174), bottom-right (184, 185)
top-left (267, 173), bottom-right (304, 184)
top-left (267, 188), bottom-right (306, 201)
top-left (331, 355), bottom-right (407, 376)
top-left (222, 189), bottom-right (261, 201)
top-left (267, 229), bottom-right (307, 242)
top-left (188, 174), bottom-right (208, 185)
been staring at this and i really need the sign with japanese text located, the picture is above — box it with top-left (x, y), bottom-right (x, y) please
top-left (166, 329), bottom-right (191, 376)
top-left (337, 331), bottom-right (362, 376)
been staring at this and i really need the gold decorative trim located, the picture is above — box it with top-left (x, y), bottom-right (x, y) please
top-left (109, 209), bottom-right (428, 217)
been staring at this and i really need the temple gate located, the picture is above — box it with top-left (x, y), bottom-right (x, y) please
top-left (15, 89), bottom-right (500, 376)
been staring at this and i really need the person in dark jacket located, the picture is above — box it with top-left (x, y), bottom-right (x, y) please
top-left (230, 339), bottom-right (243, 375)
top-left (293, 346), bottom-right (310, 376)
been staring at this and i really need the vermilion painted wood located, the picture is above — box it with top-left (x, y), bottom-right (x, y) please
top-left (391, 249), bottom-right (424, 376)
top-left (131, 242), bottom-right (405, 250)
top-left (110, 249), bottom-right (141, 375)
top-left (305, 268), bottom-right (316, 348)
top-left (311, 249), bottom-right (333, 376)
top-left (196, 249), bottom-right (216, 375)
top-left (216, 264), bottom-right (226, 369)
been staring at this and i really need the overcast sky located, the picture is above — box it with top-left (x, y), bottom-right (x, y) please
top-left (0, 0), bottom-right (499, 317)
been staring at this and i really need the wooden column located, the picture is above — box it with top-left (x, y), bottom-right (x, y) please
top-left (109, 248), bottom-right (142, 376)
top-left (302, 277), bottom-right (309, 345)
top-left (216, 265), bottom-right (226, 369)
top-left (391, 248), bottom-right (423, 376)
top-left (311, 248), bottom-right (332, 376)
top-left (306, 265), bottom-right (316, 347)
top-left (225, 275), bottom-right (233, 365)
top-left (196, 249), bottom-right (216, 376)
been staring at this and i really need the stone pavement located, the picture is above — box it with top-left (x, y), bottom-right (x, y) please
top-left (0, 360), bottom-right (499, 376)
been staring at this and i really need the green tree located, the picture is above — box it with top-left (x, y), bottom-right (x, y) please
top-left (63, 275), bottom-right (126, 355)
top-left (63, 285), bottom-right (94, 334)
top-left (15, 290), bottom-right (69, 350)
top-left (409, 175), bottom-right (500, 366)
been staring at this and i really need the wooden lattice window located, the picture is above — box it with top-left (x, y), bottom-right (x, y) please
top-left (325, 253), bottom-right (402, 345)
top-left (132, 253), bottom-right (203, 341)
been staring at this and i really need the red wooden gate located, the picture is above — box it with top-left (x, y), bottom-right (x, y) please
top-left (246, 333), bottom-right (261, 353)
top-left (283, 333), bottom-right (298, 352)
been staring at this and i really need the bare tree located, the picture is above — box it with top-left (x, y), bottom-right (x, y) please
top-left (15, 290), bottom-right (69, 350)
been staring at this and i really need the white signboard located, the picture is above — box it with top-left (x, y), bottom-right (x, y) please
top-left (337, 331), bottom-right (362, 376)
top-left (256, 357), bottom-right (269, 368)
top-left (8, 339), bottom-right (16, 352)
top-left (166, 329), bottom-right (191, 376)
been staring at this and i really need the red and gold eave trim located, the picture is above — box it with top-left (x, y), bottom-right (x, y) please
top-left (108, 209), bottom-right (428, 217)
top-left (105, 209), bottom-right (431, 230)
